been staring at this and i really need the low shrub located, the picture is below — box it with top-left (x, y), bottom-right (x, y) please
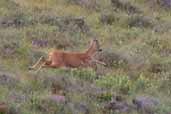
top-left (100, 12), bottom-right (118, 25)
top-left (110, 0), bottom-right (141, 14)
top-left (67, 0), bottom-right (99, 10)
top-left (96, 73), bottom-right (152, 95)
top-left (128, 15), bottom-right (155, 28)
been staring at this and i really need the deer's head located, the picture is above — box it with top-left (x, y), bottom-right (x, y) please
top-left (86, 38), bottom-right (102, 56)
top-left (92, 38), bottom-right (102, 52)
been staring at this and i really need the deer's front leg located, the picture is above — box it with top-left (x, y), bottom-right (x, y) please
top-left (91, 57), bottom-right (106, 66)
top-left (35, 60), bottom-right (55, 72)
top-left (93, 59), bottom-right (106, 66)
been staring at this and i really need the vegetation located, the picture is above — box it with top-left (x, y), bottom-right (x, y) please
top-left (0, 0), bottom-right (171, 114)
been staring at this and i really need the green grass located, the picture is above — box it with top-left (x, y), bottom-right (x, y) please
top-left (0, 0), bottom-right (171, 114)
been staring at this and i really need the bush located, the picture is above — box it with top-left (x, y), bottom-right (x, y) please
top-left (67, 0), bottom-right (99, 10)
top-left (159, 0), bottom-right (171, 9)
top-left (110, 0), bottom-right (141, 14)
top-left (96, 74), bottom-right (131, 94)
top-left (154, 21), bottom-right (171, 33)
top-left (33, 12), bottom-right (90, 33)
top-left (25, 24), bottom-right (88, 50)
top-left (0, 72), bottom-right (20, 89)
top-left (96, 73), bottom-right (153, 95)
top-left (157, 72), bottom-right (171, 95)
top-left (128, 15), bottom-right (155, 28)
top-left (0, 11), bottom-right (33, 28)
top-left (148, 55), bottom-right (171, 73)
top-left (95, 50), bottom-right (127, 68)
top-left (0, 29), bottom-right (21, 58)
top-left (100, 11), bottom-right (119, 25)
top-left (27, 95), bottom-right (68, 114)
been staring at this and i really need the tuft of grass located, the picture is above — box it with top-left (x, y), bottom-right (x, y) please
top-left (71, 68), bottom-right (97, 82)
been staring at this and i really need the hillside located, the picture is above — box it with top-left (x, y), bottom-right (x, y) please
top-left (0, 0), bottom-right (171, 114)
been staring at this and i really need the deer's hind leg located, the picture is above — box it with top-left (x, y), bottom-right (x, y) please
top-left (34, 63), bottom-right (58, 72)
top-left (29, 56), bottom-right (46, 70)
top-left (34, 59), bottom-right (53, 72)
top-left (35, 56), bottom-right (65, 72)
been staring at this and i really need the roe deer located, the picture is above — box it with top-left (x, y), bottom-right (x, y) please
top-left (29, 38), bottom-right (106, 71)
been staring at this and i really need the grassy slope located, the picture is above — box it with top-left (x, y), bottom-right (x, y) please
top-left (0, 0), bottom-right (171, 114)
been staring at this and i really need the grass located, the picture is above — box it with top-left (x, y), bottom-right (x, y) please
top-left (0, 0), bottom-right (171, 114)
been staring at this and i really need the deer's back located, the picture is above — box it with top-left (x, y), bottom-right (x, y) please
top-left (63, 52), bottom-right (90, 67)
top-left (48, 50), bottom-right (90, 67)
